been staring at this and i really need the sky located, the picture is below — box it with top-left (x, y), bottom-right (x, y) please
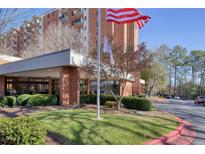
top-left (139, 8), bottom-right (205, 51)
top-left (4, 8), bottom-right (205, 52)
top-left (2, 8), bottom-right (51, 31)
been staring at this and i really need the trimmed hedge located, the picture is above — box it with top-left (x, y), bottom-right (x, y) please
top-left (6, 96), bottom-right (16, 107)
top-left (0, 96), bottom-right (16, 107)
top-left (0, 116), bottom-right (47, 145)
top-left (80, 94), bottom-right (115, 105)
top-left (0, 97), bottom-right (6, 107)
top-left (80, 94), bottom-right (152, 111)
top-left (121, 97), bottom-right (152, 111)
top-left (1, 94), bottom-right (58, 107)
top-left (27, 94), bottom-right (58, 106)
top-left (17, 94), bottom-right (31, 106)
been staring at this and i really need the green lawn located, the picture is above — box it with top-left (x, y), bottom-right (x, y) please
top-left (31, 109), bottom-right (179, 145)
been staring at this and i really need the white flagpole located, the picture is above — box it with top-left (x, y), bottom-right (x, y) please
top-left (96, 8), bottom-right (101, 120)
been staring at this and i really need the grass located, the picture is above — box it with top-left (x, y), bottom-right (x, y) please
top-left (31, 109), bottom-right (179, 145)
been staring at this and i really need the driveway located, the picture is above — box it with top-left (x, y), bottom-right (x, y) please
top-left (154, 99), bottom-right (205, 145)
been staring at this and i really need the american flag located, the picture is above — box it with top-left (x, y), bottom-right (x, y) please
top-left (106, 8), bottom-right (151, 29)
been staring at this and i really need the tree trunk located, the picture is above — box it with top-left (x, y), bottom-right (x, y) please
top-left (117, 100), bottom-right (121, 110)
top-left (178, 80), bottom-right (181, 97)
top-left (192, 66), bottom-right (195, 86)
top-left (199, 66), bottom-right (203, 95)
top-left (169, 65), bottom-right (172, 95)
top-left (148, 80), bottom-right (156, 96)
top-left (174, 65), bottom-right (177, 96)
top-left (199, 62), bottom-right (205, 95)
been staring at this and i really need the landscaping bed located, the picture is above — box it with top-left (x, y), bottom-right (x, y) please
top-left (0, 94), bottom-right (179, 145)
top-left (30, 109), bottom-right (179, 145)
top-left (80, 94), bottom-right (153, 111)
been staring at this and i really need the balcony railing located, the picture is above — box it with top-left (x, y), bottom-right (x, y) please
top-left (59, 14), bottom-right (68, 22)
top-left (73, 8), bottom-right (84, 17)
top-left (73, 18), bottom-right (83, 26)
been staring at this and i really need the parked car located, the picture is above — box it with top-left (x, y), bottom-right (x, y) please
top-left (165, 95), bottom-right (172, 99)
top-left (174, 96), bottom-right (180, 99)
top-left (180, 96), bottom-right (187, 100)
top-left (195, 96), bottom-right (205, 104)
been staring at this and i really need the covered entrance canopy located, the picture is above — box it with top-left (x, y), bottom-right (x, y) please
top-left (0, 49), bottom-right (140, 106)
top-left (0, 49), bottom-right (85, 106)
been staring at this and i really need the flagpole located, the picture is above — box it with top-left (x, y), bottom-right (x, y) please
top-left (96, 8), bottom-right (101, 120)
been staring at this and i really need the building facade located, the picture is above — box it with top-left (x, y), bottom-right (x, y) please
top-left (0, 50), bottom-right (143, 106)
top-left (0, 9), bottom-right (144, 106)
top-left (3, 8), bottom-right (138, 56)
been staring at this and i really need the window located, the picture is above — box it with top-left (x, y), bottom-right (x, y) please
top-left (74, 18), bottom-right (82, 24)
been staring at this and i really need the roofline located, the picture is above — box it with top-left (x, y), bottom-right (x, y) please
top-left (0, 49), bottom-right (74, 75)
top-left (0, 48), bottom-right (70, 67)
top-left (39, 8), bottom-right (58, 17)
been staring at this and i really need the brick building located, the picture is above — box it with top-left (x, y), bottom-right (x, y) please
top-left (0, 9), bottom-right (145, 106)
top-left (3, 8), bottom-right (138, 57)
top-left (0, 49), bottom-right (143, 106)
top-left (0, 34), bottom-right (6, 48)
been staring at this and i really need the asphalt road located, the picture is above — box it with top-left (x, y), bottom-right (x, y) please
top-left (154, 99), bottom-right (205, 145)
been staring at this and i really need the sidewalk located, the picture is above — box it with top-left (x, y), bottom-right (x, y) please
top-left (144, 116), bottom-right (196, 145)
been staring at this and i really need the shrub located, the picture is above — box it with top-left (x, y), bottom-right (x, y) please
top-left (4, 96), bottom-right (16, 107)
top-left (121, 97), bottom-right (152, 111)
top-left (80, 94), bottom-right (90, 104)
top-left (0, 116), bottom-right (47, 145)
top-left (0, 97), bottom-right (6, 107)
top-left (28, 94), bottom-right (58, 106)
top-left (17, 94), bottom-right (31, 106)
top-left (80, 94), bottom-right (115, 105)
top-left (105, 101), bottom-right (117, 108)
top-left (28, 94), bottom-right (47, 106)
top-left (47, 95), bottom-right (58, 105)
top-left (137, 94), bottom-right (147, 98)
top-left (80, 94), bottom-right (152, 111)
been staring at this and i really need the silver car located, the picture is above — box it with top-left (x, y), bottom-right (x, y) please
top-left (195, 96), bottom-right (205, 104)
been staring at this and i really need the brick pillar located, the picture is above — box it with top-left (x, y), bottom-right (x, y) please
top-left (0, 76), bottom-right (6, 97)
top-left (132, 71), bottom-right (140, 95)
top-left (59, 67), bottom-right (80, 106)
top-left (48, 78), bottom-right (53, 95)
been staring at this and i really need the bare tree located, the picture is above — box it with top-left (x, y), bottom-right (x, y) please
top-left (82, 42), bottom-right (153, 109)
top-left (21, 23), bottom-right (83, 58)
top-left (0, 9), bottom-right (39, 56)
top-left (0, 46), bottom-right (17, 56)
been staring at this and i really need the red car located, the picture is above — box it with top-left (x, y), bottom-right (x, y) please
top-left (195, 96), bottom-right (205, 104)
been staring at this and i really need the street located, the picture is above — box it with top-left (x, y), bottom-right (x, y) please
top-left (154, 99), bottom-right (205, 145)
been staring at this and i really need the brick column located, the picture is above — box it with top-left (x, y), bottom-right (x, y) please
top-left (0, 76), bottom-right (6, 97)
top-left (48, 78), bottom-right (53, 95)
top-left (59, 67), bottom-right (80, 106)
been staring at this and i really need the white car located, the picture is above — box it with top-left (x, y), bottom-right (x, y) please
top-left (174, 96), bottom-right (180, 99)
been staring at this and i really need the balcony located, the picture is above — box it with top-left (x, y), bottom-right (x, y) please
top-left (59, 14), bottom-right (68, 22)
top-left (73, 8), bottom-right (84, 17)
top-left (73, 18), bottom-right (83, 26)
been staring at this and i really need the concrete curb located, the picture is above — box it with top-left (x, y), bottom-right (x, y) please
top-left (144, 116), bottom-right (196, 145)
